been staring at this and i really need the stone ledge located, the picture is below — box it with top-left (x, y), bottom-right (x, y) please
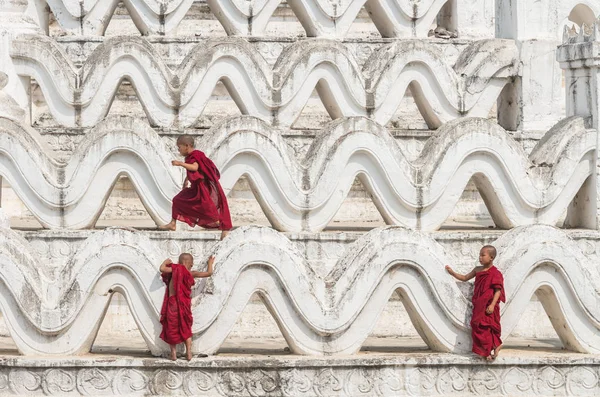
top-left (0, 351), bottom-right (598, 396)
top-left (1, 351), bottom-right (600, 368)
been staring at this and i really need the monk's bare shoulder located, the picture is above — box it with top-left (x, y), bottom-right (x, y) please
top-left (473, 266), bottom-right (486, 273)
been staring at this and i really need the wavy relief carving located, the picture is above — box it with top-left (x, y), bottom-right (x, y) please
top-left (11, 35), bottom-right (518, 128)
top-left (0, 116), bottom-right (594, 231)
top-left (0, 225), bottom-right (599, 356)
top-left (45, 0), bottom-right (449, 37)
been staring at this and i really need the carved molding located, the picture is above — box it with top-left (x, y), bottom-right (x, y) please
top-left (44, 0), bottom-right (449, 38)
top-left (0, 115), bottom-right (594, 230)
top-left (0, 225), bottom-right (599, 356)
top-left (11, 35), bottom-right (518, 128)
top-left (0, 360), bottom-right (599, 396)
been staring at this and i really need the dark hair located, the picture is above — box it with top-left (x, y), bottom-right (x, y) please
top-left (482, 245), bottom-right (497, 259)
top-left (176, 135), bottom-right (195, 146)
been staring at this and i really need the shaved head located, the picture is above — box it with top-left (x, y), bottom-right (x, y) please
top-left (179, 253), bottom-right (194, 264)
top-left (176, 135), bottom-right (195, 147)
top-left (482, 245), bottom-right (497, 259)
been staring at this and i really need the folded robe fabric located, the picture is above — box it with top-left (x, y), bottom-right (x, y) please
top-left (160, 263), bottom-right (195, 345)
top-left (471, 266), bottom-right (505, 357)
top-left (172, 149), bottom-right (232, 230)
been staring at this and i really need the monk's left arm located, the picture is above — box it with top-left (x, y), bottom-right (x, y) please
top-left (173, 161), bottom-right (199, 172)
top-left (486, 288), bottom-right (502, 314)
top-left (159, 259), bottom-right (173, 273)
top-left (192, 256), bottom-right (215, 278)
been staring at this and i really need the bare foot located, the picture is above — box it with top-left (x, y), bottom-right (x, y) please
top-left (159, 221), bottom-right (177, 231)
top-left (491, 344), bottom-right (503, 360)
top-left (169, 350), bottom-right (177, 361)
top-left (485, 355), bottom-right (493, 361)
top-left (186, 350), bottom-right (192, 361)
top-left (220, 230), bottom-right (230, 240)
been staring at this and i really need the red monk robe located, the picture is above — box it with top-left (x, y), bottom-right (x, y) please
top-left (471, 266), bottom-right (505, 357)
top-left (172, 150), bottom-right (232, 230)
top-left (160, 263), bottom-right (195, 345)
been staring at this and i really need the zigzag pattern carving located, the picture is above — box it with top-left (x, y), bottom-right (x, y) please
top-left (0, 224), bottom-right (599, 356)
top-left (46, 0), bottom-right (448, 38)
top-left (0, 115), bottom-right (594, 231)
top-left (10, 35), bottom-right (518, 128)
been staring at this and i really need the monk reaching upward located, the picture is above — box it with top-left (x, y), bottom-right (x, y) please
top-left (445, 245), bottom-right (505, 360)
top-left (159, 254), bottom-right (214, 361)
top-left (160, 135), bottom-right (232, 240)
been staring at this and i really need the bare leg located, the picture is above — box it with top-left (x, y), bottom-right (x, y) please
top-left (220, 230), bottom-right (230, 240)
top-left (185, 338), bottom-right (192, 361)
top-left (491, 344), bottom-right (503, 360)
top-left (169, 344), bottom-right (177, 361)
top-left (159, 219), bottom-right (177, 231)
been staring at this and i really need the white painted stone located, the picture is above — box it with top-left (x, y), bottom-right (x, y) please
top-left (558, 21), bottom-right (600, 230)
top-left (10, 35), bottom-right (518, 128)
top-left (0, 0), bottom-right (40, 126)
top-left (494, 0), bottom-right (600, 131)
top-left (0, 1), bottom-right (597, 389)
top-left (0, 115), bottom-right (593, 230)
top-left (0, 353), bottom-right (599, 396)
top-left (41, 0), bottom-right (488, 39)
top-left (0, 208), bottom-right (9, 229)
top-left (0, 225), bottom-right (599, 356)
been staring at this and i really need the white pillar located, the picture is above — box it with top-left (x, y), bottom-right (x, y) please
top-left (437, 0), bottom-right (495, 39)
top-left (495, 0), bottom-right (564, 131)
top-left (25, 0), bottom-right (50, 35)
top-left (557, 23), bottom-right (600, 229)
top-left (0, 0), bottom-right (41, 125)
top-left (0, 175), bottom-right (8, 229)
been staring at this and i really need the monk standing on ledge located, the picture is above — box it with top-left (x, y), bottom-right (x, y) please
top-left (445, 245), bottom-right (505, 360)
top-left (159, 254), bottom-right (214, 361)
top-left (160, 135), bottom-right (232, 240)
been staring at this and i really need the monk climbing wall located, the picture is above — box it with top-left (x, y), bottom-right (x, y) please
top-left (0, 0), bottom-right (599, 380)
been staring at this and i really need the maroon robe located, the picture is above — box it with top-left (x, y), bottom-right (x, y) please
top-left (471, 266), bottom-right (505, 357)
top-left (172, 150), bottom-right (232, 230)
top-left (160, 263), bottom-right (195, 345)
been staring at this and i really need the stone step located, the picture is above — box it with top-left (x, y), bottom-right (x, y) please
top-left (0, 339), bottom-right (595, 396)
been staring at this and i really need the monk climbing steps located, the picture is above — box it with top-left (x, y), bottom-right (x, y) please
top-left (445, 245), bottom-right (505, 360)
top-left (159, 254), bottom-right (214, 361)
top-left (160, 135), bottom-right (232, 240)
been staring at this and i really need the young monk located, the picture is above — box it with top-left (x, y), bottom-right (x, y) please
top-left (445, 245), bottom-right (505, 360)
top-left (159, 253), bottom-right (214, 361)
top-left (160, 135), bottom-right (232, 240)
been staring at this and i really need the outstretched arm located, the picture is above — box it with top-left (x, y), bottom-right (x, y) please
top-left (192, 256), bottom-right (215, 278)
top-left (172, 160), bottom-right (199, 172)
top-left (445, 265), bottom-right (476, 282)
top-left (159, 258), bottom-right (173, 273)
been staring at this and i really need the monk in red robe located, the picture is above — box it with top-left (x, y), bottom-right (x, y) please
top-left (160, 135), bottom-right (232, 240)
top-left (445, 245), bottom-right (505, 360)
top-left (159, 253), bottom-right (214, 360)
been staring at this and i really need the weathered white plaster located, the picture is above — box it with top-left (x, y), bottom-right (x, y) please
top-left (0, 5), bottom-right (598, 395)
top-left (558, 21), bottom-right (600, 230)
top-left (0, 115), bottom-right (594, 230)
top-left (41, 0), bottom-right (487, 38)
top-left (0, 225), bottom-right (599, 356)
top-left (495, 0), bottom-right (600, 131)
top-left (0, 0), bottom-right (40, 124)
top-left (10, 35), bottom-right (518, 128)
top-left (1, 353), bottom-right (600, 396)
